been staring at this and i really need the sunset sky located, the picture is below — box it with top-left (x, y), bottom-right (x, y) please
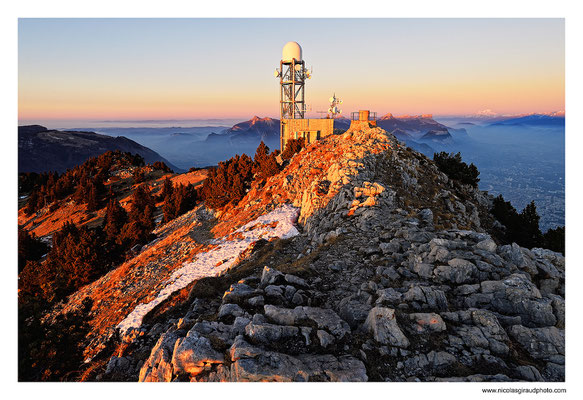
top-left (18, 18), bottom-right (564, 123)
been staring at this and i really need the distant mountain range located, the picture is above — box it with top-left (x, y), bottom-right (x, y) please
top-left (488, 114), bottom-right (565, 128)
top-left (333, 117), bottom-right (351, 130)
top-left (205, 116), bottom-right (280, 145)
top-left (18, 125), bottom-right (180, 173)
top-left (372, 113), bottom-right (459, 155)
top-left (311, 113), bottom-right (458, 156)
top-left (438, 111), bottom-right (565, 126)
top-left (420, 129), bottom-right (453, 144)
top-left (376, 113), bottom-right (450, 137)
top-left (19, 112), bottom-right (496, 173)
top-left (208, 114), bottom-right (457, 156)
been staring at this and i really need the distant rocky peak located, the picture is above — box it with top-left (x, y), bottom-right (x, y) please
top-left (395, 114), bottom-right (434, 120)
top-left (378, 113), bottom-right (435, 121)
top-left (250, 116), bottom-right (274, 124)
top-left (379, 113), bottom-right (395, 120)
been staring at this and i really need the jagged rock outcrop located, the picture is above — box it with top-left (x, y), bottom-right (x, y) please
top-left (53, 123), bottom-right (563, 382)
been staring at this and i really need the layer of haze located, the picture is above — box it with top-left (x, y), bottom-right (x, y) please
top-left (19, 18), bottom-right (564, 123)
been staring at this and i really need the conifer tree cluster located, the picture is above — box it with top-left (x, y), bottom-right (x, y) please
top-left (19, 172), bottom-right (55, 194)
top-left (22, 151), bottom-right (145, 215)
top-left (433, 152), bottom-right (480, 188)
top-left (151, 161), bottom-right (173, 173)
top-left (161, 178), bottom-right (198, 223)
top-left (19, 183), bottom-right (162, 310)
top-left (17, 155), bottom-right (193, 381)
top-left (430, 152), bottom-right (564, 253)
top-left (19, 296), bottom-right (92, 382)
top-left (117, 184), bottom-right (156, 248)
top-left (201, 141), bottom-right (281, 209)
top-left (491, 195), bottom-right (564, 254)
top-left (19, 221), bottom-right (104, 305)
top-left (158, 176), bottom-right (174, 202)
top-left (202, 153), bottom-right (254, 208)
top-left (18, 228), bottom-right (48, 273)
top-left (281, 137), bottom-right (305, 160)
top-left (252, 141), bottom-right (280, 180)
top-left (103, 197), bottom-right (128, 242)
top-left (132, 168), bottom-right (145, 183)
top-left (19, 154), bottom-right (185, 313)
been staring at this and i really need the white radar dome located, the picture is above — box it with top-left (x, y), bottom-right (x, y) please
top-left (282, 41), bottom-right (302, 62)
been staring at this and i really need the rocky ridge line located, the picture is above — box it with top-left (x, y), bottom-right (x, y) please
top-left (62, 123), bottom-right (563, 382)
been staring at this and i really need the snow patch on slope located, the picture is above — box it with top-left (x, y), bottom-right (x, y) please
top-left (117, 204), bottom-right (300, 334)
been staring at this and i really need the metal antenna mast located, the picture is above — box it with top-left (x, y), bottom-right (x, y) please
top-left (275, 42), bottom-right (311, 149)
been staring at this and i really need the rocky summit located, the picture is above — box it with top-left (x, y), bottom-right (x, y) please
top-left (54, 123), bottom-right (564, 382)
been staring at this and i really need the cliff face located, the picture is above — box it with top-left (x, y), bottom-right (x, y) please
top-left (52, 124), bottom-right (564, 382)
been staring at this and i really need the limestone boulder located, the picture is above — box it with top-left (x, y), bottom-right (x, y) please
top-left (406, 313), bottom-right (446, 334)
top-left (171, 331), bottom-right (225, 376)
top-left (508, 325), bottom-right (564, 361)
top-left (479, 274), bottom-right (556, 327)
top-left (244, 321), bottom-right (299, 345)
top-left (364, 307), bottom-right (410, 348)
top-left (434, 258), bottom-right (478, 284)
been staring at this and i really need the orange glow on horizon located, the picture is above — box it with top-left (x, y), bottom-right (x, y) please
top-left (18, 76), bottom-right (565, 122)
top-left (18, 65), bottom-right (564, 121)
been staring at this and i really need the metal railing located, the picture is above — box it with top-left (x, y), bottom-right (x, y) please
top-left (351, 111), bottom-right (377, 121)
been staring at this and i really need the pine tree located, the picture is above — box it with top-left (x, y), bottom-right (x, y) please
top-left (73, 178), bottom-right (86, 203)
top-left (42, 221), bottom-right (103, 299)
top-left (518, 201), bottom-right (542, 248)
top-left (542, 226), bottom-right (565, 254)
top-left (231, 173), bottom-right (245, 202)
top-left (141, 204), bottom-right (155, 232)
top-left (492, 195), bottom-right (547, 250)
top-left (238, 153), bottom-right (254, 182)
top-left (107, 185), bottom-right (115, 200)
top-left (129, 184), bottom-right (155, 222)
top-left (103, 198), bottom-right (128, 242)
top-left (163, 183), bottom-right (198, 223)
top-left (253, 141), bottom-right (270, 175)
top-left (18, 229), bottom-right (48, 273)
top-left (262, 153), bottom-right (281, 179)
top-left (253, 141), bottom-right (280, 180)
top-left (160, 176), bottom-right (174, 202)
top-left (281, 137), bottom-right (305, 160)
top-left (492, 195), bottom-right (520, 231)
top-left (200, 142), bottom-right (281, 210)
top-left (162, 195), bottom-right (178, 223)
top-left (152, 161), bottom-right (173, 173)
top-left (86, 182), bottom-right (99, 211)
top-left (117, 220), bottom-right (150, 248)
top-left (46, 173), bottom-right (57, 202)
top-left (177, 183), bottom-right (197, 214)
top-left (24, 190), bottom-right (40, 215)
